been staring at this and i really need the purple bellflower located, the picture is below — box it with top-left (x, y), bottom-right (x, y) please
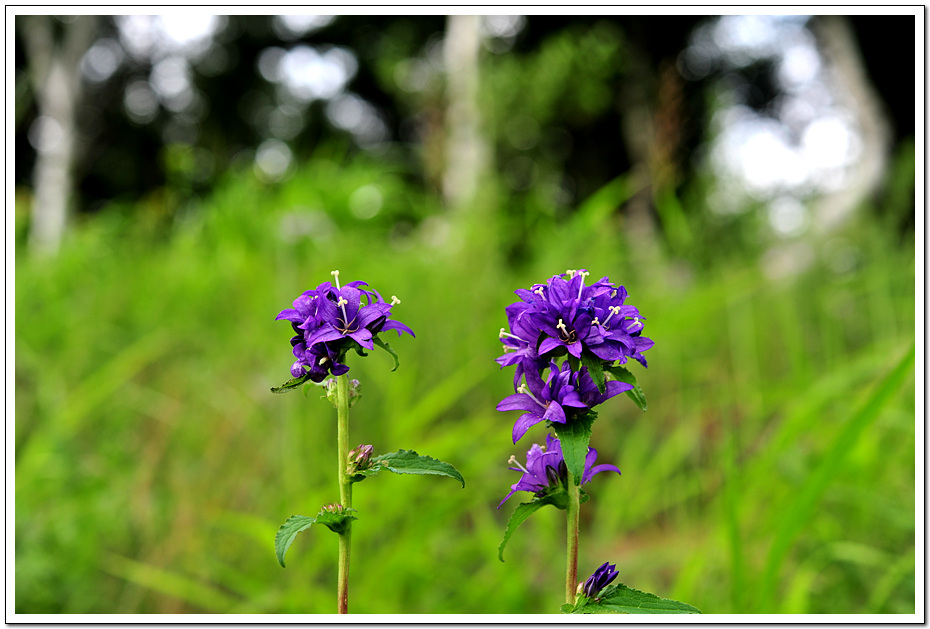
top-left (497, 269), bottom-right (653, 386)
top-left (497, 361), bottom-right (633, 443)
top-left (276, 270), bottom-right (414, 382)
top-left (581, 561), bottom-right (619, 599)
top-left (498, 434), bottom-right (620, 508)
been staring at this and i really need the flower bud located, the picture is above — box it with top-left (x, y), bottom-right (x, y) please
top-left (348, 378), bottom-right (362, 408)
top-left (346, 444), bottom-right (374, 475)
top-left (321, 503), bottom-right (344, 514)
top-left (322, 378), bottom-right (338, 407)
top-left (582, 561), bottom-right (619, 599)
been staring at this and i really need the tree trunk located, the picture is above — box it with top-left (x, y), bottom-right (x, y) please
top-left (810, 15), bottom-right (892, 233)
top-left (442, 15), bottom-right (489, 213)
top-left (21, 15), bottom-right (98, 256)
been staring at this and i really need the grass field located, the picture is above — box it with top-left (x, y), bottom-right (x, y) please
top-left (14, 150), bottom-right (916, 614)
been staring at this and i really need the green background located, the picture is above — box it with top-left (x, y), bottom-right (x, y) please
top-left (14, 15), bottom-right (916, 616)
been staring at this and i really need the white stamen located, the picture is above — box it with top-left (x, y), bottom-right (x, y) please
top-left (517, 384), bottom-right (547, 410)
top-left (576, 271), bottom-right (589, 299)
top-left (319, 356), bottom-right (329, 365)
top-left (602, 305), bottom-right (622, 327)
top-left (629, 316), bottom-right (643, 331)
top-left (331, 271), bottom-right (349, 323)
top-left (390, 295), bottom-right (401, 306)
top-left (556, 319), bottom-right (568, 333)
top-left (592, 317), bottom-right (601, 326)
top-left (565, 269), bottom-right (577, 278)
top-left (500, 328), bottom-right (529, 344)
top-left (534, 286), bottom-right (545, 298)
top-left (508, 455), bottom-right (530, 475)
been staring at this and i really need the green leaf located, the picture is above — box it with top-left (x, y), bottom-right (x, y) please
top-left (572, 582), bottom-right (702, 614)
top-left (606, 364), bottom-right (647, 412)
top-left (581, 351), bottom-right (606, 394)
top-left (274, 515), bottom-right (316, 567)
top-left (498, 496), bottom-right (557, 562)
top-left (372, 450), bottom-right (465, 487)
top-left (551, 412), bottom-right (595, 485)
top-left (372, 335), bottom-right (400, 371)
top-left (270, 371), bottom-right (314, 394)
top-left (274, 510), bottom-right (358, 567)
top-left (560, 603), bottom-right (575, 614)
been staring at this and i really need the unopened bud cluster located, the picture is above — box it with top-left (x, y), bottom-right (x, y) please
top-left (321, 503), bottom-right (346, 515)
top-left (323, 378), bottom-right (363, 408)
top-left (346, 444), bottom-right (374, 475)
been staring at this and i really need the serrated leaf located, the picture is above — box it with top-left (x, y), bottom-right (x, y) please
top-left (551, 412), bottom-right (595, 486)
top-left (581, 351), bottom-right (606, 394)
top-left (271, 371), bottom-right (314, 394)
top-left (274, 515), bottom-right (316, 567)
top-left (274, 510), bottom-right (357, 567)
top-left (572, 583), bottom-right (701, 614)
top-left (372, 336), bottom-right (400, 371)
top-left (606, 365), bottom-right (647, 412)
top-left (498, 496), bottom-right (557, 562)
top-left (372, 450), bottom-right (465, 487)
top-left (348, 464), bottom-right (383, 483)
top-left (560, 603), bottom-right (576, 614)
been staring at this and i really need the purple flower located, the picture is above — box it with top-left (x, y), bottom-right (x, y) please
top-left (582, 561), bottom-right (619, 598)
top-left (277, 270), bottom-right (414, 381)
top-left (496, 269), bottom-right (653, 379)
top-left (497, 361), bottom-right (632, 443)
top-left (498, 434), bottom-right (620, 508)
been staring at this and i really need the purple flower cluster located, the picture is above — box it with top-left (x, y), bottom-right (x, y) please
top-left (496, 269), bottom-right (652, 443)
top-left (276, 270), bottom-right (414, 382)
top-left (498, 434), bottom-right (620, 508)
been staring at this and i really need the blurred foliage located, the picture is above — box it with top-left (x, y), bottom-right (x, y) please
top-left (14, 131), bottom-right (915, 613)
top-left (14, 12), bottom-right (917, 617)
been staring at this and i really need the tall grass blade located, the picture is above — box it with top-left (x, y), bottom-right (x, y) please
top-left (759, 344), bottom-right (915, 610)
top-left (100, 553), bottom-right (238, 612)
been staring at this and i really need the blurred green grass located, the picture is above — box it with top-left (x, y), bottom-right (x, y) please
top-left (14, 151), bottom-right (915, 614)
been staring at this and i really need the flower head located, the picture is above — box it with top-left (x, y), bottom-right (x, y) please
top-left (498, 434), bottom-right (620, 508)
top-left (496, 269), bottom-right (653, 383)
top-left (581, 561), bottom-right (619, 599)
top-left (497, 361), bottom-right (632, 443)
top-left (277, 270), bottom-right (414, 381)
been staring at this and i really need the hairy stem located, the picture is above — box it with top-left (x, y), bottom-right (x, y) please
top-left (336, 374), bottom-right (352, 614)
top-left (565, 470), bottom-right (581, 605)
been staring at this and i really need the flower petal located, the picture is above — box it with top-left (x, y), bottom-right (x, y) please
top-left (542, 400), bottom-right (566, 425)
top-left (538, 337), bottom-right (562, 356)
top-left (381, 319), bottom-right (416, 337)
top-left (512, 412), bottom-right (544, 443)
top-left (498, 485), bottom-right (520, 509)
top-left (497, 394), bottom-right (540, 413)
top-left (305, 325), bottom-right (344, 346)
top-left (348, 328), bottom-right (374, 350)
top-left (275, 308), bottom-right (301, 322)
top-left (584, 463), bottom-right (621, 483)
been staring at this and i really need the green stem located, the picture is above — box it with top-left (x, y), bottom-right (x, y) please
top-left (565, 470), bottom-right (581, 605)
top-left (335, 374), bottom-right (352, 614)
